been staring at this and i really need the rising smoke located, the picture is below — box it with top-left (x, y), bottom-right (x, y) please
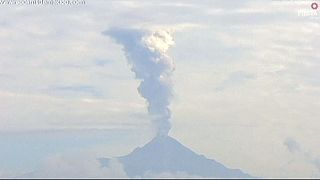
top-left (284, 138), bottom-right (320, 174)
top-left (104, 27), bottom-right (175, 136)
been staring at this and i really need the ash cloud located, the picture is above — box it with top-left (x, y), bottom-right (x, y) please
top-left (284, 138), bottom-right (320, 174)
top-left (104, 27), bottom-right (175, 136)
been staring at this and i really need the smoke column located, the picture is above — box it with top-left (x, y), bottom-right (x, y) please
top-left (284, 138), bottom-right (320, 173)
top-left (104, 28), bottom-right (175, 136)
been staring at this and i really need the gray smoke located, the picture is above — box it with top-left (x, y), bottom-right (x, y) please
top-left (284, 137), bottom-right (320, 173)
top-left (104, 27), bottom-right (175, 136)
top-left (284, 137), bottom-right (301, 153)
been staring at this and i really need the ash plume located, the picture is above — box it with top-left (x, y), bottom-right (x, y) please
top-left (284, 138), bottom-right (320, 174)
top-left (104, 27), bottom-right (175, 136)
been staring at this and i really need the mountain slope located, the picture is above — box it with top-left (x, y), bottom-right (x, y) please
top-left (100, 136), bottom-right (252, 178)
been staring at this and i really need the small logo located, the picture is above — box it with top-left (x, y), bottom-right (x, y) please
top-left (311, 2), bottom-right (318, 10)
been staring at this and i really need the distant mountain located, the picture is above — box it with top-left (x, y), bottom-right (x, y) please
top-left (100, 135), bottom-right (252, 178)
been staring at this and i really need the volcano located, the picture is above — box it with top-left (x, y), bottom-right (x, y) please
top-left (99, 136), bottom-right (252, 178)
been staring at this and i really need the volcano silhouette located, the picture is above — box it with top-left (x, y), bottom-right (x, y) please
top-left (100, 136), bottom-right (252, 178)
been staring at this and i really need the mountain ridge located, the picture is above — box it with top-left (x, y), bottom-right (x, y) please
top-left (100, 135), bottom-right (252, 178)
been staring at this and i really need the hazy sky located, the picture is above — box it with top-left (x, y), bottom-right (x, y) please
top-left (1, 0), bottom-right (320, 178)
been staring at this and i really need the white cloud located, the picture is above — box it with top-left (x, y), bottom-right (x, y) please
top-left (0, 170), bottom-right (21, 178)
top-left (284, 138), bottom-right (320, 177)
top-left (29, 152), bottom-right (128, 178)
top-left (142, 171), bottom-right (202, 179)
top-left (0, 90), bottom-right (150, 132)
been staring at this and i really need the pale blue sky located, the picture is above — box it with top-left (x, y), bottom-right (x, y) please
top-left (1, 0), bottom-right (320, 178)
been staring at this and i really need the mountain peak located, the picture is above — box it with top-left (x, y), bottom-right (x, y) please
top-left (100, 136), bottom-right (252, 178)
top-left (139, 135), bottom-right (188, 152)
